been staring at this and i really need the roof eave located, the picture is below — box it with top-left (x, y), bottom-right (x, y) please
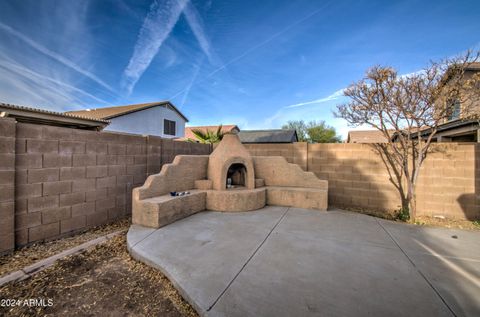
top-left (0, 107), bottom-right (108, 129)
top-left (102, 101), bottom-right (189, 122)
top-left (165, 102), bottom-right (189, 122)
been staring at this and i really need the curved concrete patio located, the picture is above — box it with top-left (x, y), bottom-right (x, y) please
top-left (127, 206), bottom-right (480, 317)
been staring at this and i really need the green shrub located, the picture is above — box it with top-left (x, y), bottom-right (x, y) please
top-left (395, 206), bottom-right (410, 222)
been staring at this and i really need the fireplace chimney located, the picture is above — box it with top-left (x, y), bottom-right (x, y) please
top-left (207, 133), bottom-right (255, 190)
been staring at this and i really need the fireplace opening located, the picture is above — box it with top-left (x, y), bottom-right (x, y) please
top-left (226, 163), bottom-right (246, 188)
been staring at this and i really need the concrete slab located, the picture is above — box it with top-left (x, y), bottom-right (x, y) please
top-left (378, 219), bottom-right (480, 260)
top-left (280, 208), bottom-right (397, 249)
top-left (209, 209), bottom-right (451, 317)
top-left (407, 253), bottom-right (480, 317)
top-left (128, 206), bottom-right (288, 315)
top-left (126, 224), bottom-right (157, 247)
top-left (376, 219), bottom-right (480, 316)
top-left (128, 207), bottom-right (480, 317)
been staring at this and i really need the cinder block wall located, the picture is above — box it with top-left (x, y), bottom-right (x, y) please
top-left (245, 142), bottom-right (479, 220)
top-left (0, 118), bottom-right (16, 253)
top-left (415, 143), bottom-right (478, 219)
top-left (307, 143), bottom-right (399, 213)
top-left (244, 143), bottom-right (295, 163)
top-left (0, 118), bottom-right (211, 253)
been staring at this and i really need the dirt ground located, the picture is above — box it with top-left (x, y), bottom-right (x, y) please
top-left (0, 219), bottom-right (130, 276)
top-left (0, 235), bottom-right (198, 317)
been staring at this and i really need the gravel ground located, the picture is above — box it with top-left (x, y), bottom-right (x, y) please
top-left (0, 219), bottom-right (130, 276)
top-left (414, 215), bottom-right (480, 230)
top-left (0, 234), bottom-right (197, 317)
top-left (334, 206), bottom-right (480, 230)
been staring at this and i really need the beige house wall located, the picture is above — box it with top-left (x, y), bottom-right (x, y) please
top-left (0, 118), bottom-right (211, 253)
top-left (244, 142), bottom-right (479, 220)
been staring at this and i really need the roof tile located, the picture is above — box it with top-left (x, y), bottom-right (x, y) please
top-left (66, 101), bottom-right (188, 121)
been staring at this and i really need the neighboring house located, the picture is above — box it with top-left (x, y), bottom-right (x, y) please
top-left (347, 63), bottom-right (480, 144)
top-left (238, 129), bottom-right (298, 143)
top-left (442, 62), bottom-right (480, 122)
top-left (347, 130), bottom-right (389, 143)
top-left (0, 102), bottom-right (108, 130)
top-left (183, 125), bottom-right (239, 142)
top-left (66, 101), bottom-right (188, 138)
top-left (413, 62), bottom-right (480, 143)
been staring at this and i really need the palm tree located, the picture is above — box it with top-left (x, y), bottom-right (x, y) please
top-left (187, 125), bottom-right (225, 144)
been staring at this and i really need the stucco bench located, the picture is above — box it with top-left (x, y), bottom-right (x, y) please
top-left (133, 190), bottom-right (207, 228)
top-left (265, 186), bottom-right (328, 210)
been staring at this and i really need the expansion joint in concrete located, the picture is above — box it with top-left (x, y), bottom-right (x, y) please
top-left (375, 219), bottom-right (457, 317)
top-left (206, 207), bottom-right (290, 312)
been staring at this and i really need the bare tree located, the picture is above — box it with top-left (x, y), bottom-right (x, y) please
top-left (335, 52), bottom-right (480, 220)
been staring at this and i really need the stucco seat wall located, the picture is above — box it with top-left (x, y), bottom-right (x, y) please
top-left (133, 190), bottom-right (206, 228)
top-left (266, 186), bottom-right (328, 210)
top-left (132, 155), bottom-right (209, 227)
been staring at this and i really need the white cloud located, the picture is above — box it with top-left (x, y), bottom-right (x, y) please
top-left (123, 0), bottom-right (219, 96)
top-left (0, 21), bottom-right (113, 92)
top-left (206, 3), bottom-right (329, 79)
top-left (122, 0), bottom-right (188, 95)
top-left (267, 65), bottom-right (440, 140)
top-left (284, 64), bottom-right (436, 112)
top-left (0, 58), bottom-right (109, 106)
top-left (180, 62), bottom-right (202, 106)
top-left (168, 3), bottom-right (329, 102)
top-left (262, 87), bottom-right (346, 129)
top-left (183, 2), bottom-right (215, 64)
top-left (0, 66), bottom-right (86, 110)
top-left (285, 88), bottom-right (345, 108)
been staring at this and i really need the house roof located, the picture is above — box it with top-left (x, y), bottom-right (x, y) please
top-left (238, 129), bottom-right (298, 143)
top-left (0, 102), bottom-right (109, 130)
top-left (409, 118), bottom-right (479, 138)
top-left (465, 62), bottom-right (480, 71)
top-left (183, 125), bottom-right (239, 140)
top-left (441, 61), bottom-right (480, 85)
top-left (65, 101), bottom-right (189, 122)
top-left (347, 130), bottom-right (389, 143)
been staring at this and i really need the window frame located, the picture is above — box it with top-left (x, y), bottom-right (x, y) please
top-left (163, 119), bottom-right (176, 136)
top-left (447, 99), bottom-right (461, 121)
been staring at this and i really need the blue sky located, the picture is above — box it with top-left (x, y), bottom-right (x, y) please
top-left (0, 0), bottom-right (479, 138)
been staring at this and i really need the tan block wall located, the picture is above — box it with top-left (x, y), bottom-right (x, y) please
top-left (415, 143), bottom-right (478, 219)
top-left (244, 143), bottom-right (296, 163)
top-left (0, 118), bottom-right (211, 251)
top-left (0, 118), bottom-right (16, 253)
top-left (308, 143), bottom-right (399, 213)
top-left (246, 142), bottom-right (479, 220)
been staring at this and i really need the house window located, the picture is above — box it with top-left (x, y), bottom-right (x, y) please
top-left (164, 119), bottom-right (176, 135)
top-left (447, 99), bottom-right (461, 121)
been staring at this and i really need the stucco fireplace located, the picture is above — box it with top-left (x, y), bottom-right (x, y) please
top-left (132, 133), bottom-right (328, 229)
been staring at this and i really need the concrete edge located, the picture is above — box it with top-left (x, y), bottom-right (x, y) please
top-left (0, 230), bottom-right (125, 287)
top-left (126, 231), bottom-right (207, 316)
